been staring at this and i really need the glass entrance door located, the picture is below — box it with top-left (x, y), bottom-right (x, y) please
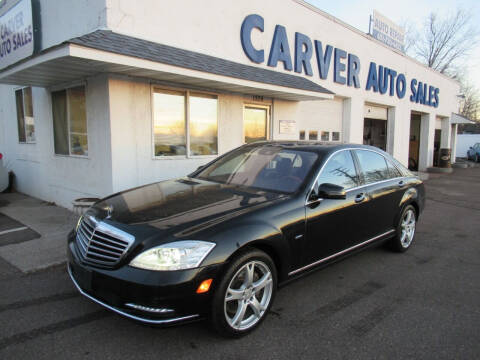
top-left (244, 105), bottom-right (269, 143)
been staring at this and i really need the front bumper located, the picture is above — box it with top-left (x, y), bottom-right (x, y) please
top-left (67, 232), bottom-right (223, 325)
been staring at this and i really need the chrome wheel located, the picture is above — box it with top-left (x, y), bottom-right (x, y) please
top-left (400, 209), bottom-right (416, 248)
top-left (224, 260), bottom-right (273, 331)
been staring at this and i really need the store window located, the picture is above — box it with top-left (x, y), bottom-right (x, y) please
top-left (321, 131), bottom-right (330, 141)
top-left (299, 130), bottom-right (305, 140)
top-left (244, 105), bottom-right (269, 143)
top-left (309, 130), bottom-right (318, 140)
top-left (16, 87), bottom-right (35, 143)
top-left (52, 86), bottom-right (88, 156)
top-left (153, 88), bottom-right (218, 157)
top-left (332, 132), bottom-right (340, 141)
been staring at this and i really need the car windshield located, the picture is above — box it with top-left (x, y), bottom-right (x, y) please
top-left (194, 145), bottom-right (319, 193)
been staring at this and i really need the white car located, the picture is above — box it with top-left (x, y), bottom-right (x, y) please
top-left (0, 153), bottom-right (8, 192)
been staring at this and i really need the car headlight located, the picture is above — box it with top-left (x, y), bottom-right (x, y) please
top-left (129, 241), bottom-right (216, 271)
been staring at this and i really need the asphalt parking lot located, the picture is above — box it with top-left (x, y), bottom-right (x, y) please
top-left (0, 167), bottom-right (479, 360)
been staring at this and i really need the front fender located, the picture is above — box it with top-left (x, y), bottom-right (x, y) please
top-left (201, 221), bottom-right (290, 277)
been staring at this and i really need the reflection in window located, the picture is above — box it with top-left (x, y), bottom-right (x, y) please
top-left (52, 86), bottom-right (88, 156)
top-left (321, 131), bottom-right (329, 141)
top-left (386, 159), bottom-right (402, 178)
top-left (153, 90), bottom-right (186, 156)
top-left (16, 87), bottom-right (35, 143)
top-left (244, 106), bottom-right (268, 143)
top-left (196, 146), bottom-right (318, 194)
top-left (317, 151), bottom-right (358, 189)
top-left (309, 130), bottom-right (318, 140)
top-left (355, 150), bottom-right (390, 184)
top-left (153, 89), bottom-right (219, 157)
top-left (190, 93), bottom-right (218, 155)
top-left (69, 87), bottom-right (88, 156)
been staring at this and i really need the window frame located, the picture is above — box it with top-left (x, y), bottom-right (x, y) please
top-left (306, 148), bottom-right (406, 205)
top-left (320, 131), bottom-right (330, 141)
top-left (51, 84), bottom-right (89, 159)
top-left (242, 103), bottom-right (271, 145)
top-left (151, 85), bottom-right (219, 160)
top-left (15, 86), bottom-right (35, 144)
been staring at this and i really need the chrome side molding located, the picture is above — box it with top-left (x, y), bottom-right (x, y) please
top-left (288, 229), bottom-right (395, 276)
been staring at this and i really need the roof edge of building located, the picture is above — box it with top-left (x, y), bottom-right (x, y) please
top-left (67, 30), bottom-right (334, 96)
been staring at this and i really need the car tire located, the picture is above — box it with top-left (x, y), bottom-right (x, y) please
top-left (210, 248), bottom-right (277, 337)
top-left (476, 154), bottom-right (479, 163)
top-left (388, 205), bottom-right (417, 253)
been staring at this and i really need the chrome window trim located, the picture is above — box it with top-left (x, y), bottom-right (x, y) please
top-left (68, 264), bottom-right (200, 325)
top-left (288, 229), bottom-right (396, 276)
top-left (305, 147), bottom-right (407, 205)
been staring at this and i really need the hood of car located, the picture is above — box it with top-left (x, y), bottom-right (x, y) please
top-left (87, 178), bottom-right (285, 238)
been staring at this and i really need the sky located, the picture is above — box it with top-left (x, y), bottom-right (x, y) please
top-left (305, 0), bottom-right (480, 85)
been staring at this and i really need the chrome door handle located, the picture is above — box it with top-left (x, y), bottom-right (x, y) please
top-left (355, 193), bottom-right (366, 203)
top-left (398, 180), bottom-right (405, 187)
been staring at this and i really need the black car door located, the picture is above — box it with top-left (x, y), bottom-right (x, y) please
top-left (352, 149), bottom-right (406, 241)
top-left (301, 150), bottom-right (369, 268)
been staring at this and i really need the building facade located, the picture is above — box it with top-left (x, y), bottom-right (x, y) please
top-left (0, 0), bottom-right (460, 208)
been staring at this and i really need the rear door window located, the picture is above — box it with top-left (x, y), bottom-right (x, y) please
top-left (386, 159), bottom-right (402, 178)
top-left (355, 150), bottom-right (390, 184)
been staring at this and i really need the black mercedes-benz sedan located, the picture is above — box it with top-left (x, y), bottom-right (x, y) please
top-left (67, 142), bottom-right (425, 336)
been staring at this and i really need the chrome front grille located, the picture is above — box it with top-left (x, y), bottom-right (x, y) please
top-left (76, 215), bottom-right (135, 267)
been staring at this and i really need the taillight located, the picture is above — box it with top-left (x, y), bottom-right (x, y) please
top-left (0, 153), bottom-right (3, 160)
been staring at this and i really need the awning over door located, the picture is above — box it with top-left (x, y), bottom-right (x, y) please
top-left (0, 30), bottom-right (334, 101)
top-left (450, 113), bottom-right (475, 125)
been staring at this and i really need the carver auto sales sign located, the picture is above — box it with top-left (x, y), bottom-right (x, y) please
top-left (0, 0), bottom-right (33, 70)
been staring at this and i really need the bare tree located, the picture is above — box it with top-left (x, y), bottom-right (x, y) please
top-left (410, 9), bottom-right (478, 75)
top-left (400, 20), bottom-right (417, 54)
top-left (459, 80), bottom-right (480, 121)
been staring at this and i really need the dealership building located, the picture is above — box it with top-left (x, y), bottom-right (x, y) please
top-left (0, 0), bottom-right (462, 208)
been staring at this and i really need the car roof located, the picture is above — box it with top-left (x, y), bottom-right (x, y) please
top-left (245, 141), bottom-right (388, 157)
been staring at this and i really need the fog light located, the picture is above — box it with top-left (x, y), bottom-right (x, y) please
top-left (196, 279), bottom-right (213, 294)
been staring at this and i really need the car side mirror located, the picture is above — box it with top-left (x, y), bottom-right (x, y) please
top-left (317, 183), bottom-right (347, 200)
top-left (469, 146), bottom-right (473, 150)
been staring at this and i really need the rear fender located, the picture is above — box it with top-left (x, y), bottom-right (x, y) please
top-left (394, 187), bottom-right (420, 227)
